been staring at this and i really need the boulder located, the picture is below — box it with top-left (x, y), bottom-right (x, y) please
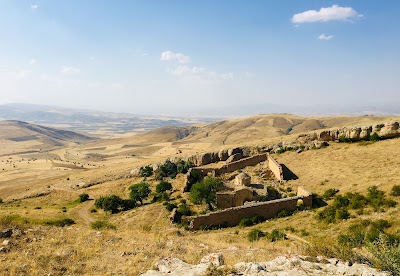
top-left (228, 147), bottom-right (242, 156)
top-left (200, 253), bottom-right (224, 266)
top-left (218, 149), bottom-right (229, 161)
top-left (379, 122), bottom-right (400, 139)
top-left (0, 229), bottom-right (12, 238)
top-left (226, 153), bottom-right (243, 163)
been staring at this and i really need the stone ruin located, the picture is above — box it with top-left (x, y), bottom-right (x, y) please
top-left (235, 172), bottom-right (251, 186)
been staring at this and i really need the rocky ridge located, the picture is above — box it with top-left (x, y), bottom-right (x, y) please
top-left (140, 253), bottom-right (387, 276)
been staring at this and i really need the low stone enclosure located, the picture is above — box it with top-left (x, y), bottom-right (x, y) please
top-left (182, 154), bottom-right (283, 192)
top-left (187, 187), bottom-right (312, 230)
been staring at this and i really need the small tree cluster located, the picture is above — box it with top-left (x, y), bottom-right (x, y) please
top-left (189, 176), bottom-right (224, 209)
top-left (129, 182), bottom-right (151, 205)
top-left (139, 165), bottom-right (153, 177)
top-left (317, 186), bottom-right (396, 223)
top-left (95, 195), bottom-right (134, 214)
top-left (78, 193), bottom-right (90, 203)
top-left (391, 185), bottom-right (400, 197)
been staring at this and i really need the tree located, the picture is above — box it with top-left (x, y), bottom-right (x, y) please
top-left (78, 193), bottom-right (90, 203)
top-left (139, 165), bottom-right (153, 177)
top-left (189, 176), bottom-right (224, 208)
top-left (156, 180), bottom-right (172, 193)
top-left (156, 160), bottom-right (178, 179)
top-left (369, 132), bottom-right (381, 142)
top-left (177, 160), bottom-right (193, 174)
top-left (95, 195), bottom-right (125, 214)
top-left (129, 182), bottom-right (151, 205)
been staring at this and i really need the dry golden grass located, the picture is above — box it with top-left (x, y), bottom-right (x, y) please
top-left (1, 115), bottom-right (400, 275)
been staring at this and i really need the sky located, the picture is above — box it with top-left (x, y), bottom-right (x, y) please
top-left (0, 1), bottom-right (399, 115)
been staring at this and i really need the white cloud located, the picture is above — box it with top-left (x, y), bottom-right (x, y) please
top-left (31, 4), bottom-right (39, 10)
top-left (160, 51), bottom-right (191, 64)
top-left (168, 65), bottom-right (233, 81)
top-left (292, 5), bottom-right (361, 23)
top-left (61, 66), bottom-right (80, 74)
top-left (29, 59), bottom-right (37, 65)
top-left (318, 34), bottom-right (335, 41)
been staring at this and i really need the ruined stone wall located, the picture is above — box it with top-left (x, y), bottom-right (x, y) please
top-left (216, 188), bottom-right (254, 209)
top-left (188, 194), bottom-right (312, 230)
top-left (268, 155), bottom-right (283, 181)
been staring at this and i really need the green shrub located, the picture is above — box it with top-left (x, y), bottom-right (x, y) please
top-left (247, 229), bottom-right (265, 242)
top-left (91, 220), bottom-right (116, 230)
top-left (189, 176), bottom-right (224, 207)
top-left (346, 192), bottom-right (368, 209)
top-left (339, 136), bottom-right (351, 143)
top-left (266, 186), bottom-right (281, 200)
top-left (338, 220), bottom-right (392, 247)
top-left (164, 202), bottom-right (178, 212)
top-left (78, 193), bottom-right (90, 203)
top-left (367, 186), bottom-right (396, 211)
top-left (323, 188), bottom-right (339, 200)
top-left (335, 208), bottom-right (350, 220)
top-left (266, 229), bottom-right (287, 242)
top-left (187, 170), bottom-right (201, 186)
top-left (332, 195), bottom-right (350, 208)
top-left (239, 216), bottom-right (264, 227)
top-left (277, 209), bottom-right (294, 218)
top-left (44, 218), bottom-right (75, 227)
top-left (317, 205), bottom-right (350, 224)
top-left (0, 198), bottom-right (3, 204)
top-left (177, 203), bottom-right (192, 216)
top-left (156, 181), bottom-right (173, 193)
top-left (156, 160), bottom-right (178, 179)
top-left (176, 160), bottom-right (193, 174)
top-left (391, 185), bottom-right (400, 197)
top-left (139, 165), bottom-right (153, 177)
top-left (129, 182), bottom-right (151, 205)
top-left (369, 132), bottom-right (381, 142)
top-left (95, 195), bottom-right (133, 214)
top-left (367, 234), bottom-right (400, 275)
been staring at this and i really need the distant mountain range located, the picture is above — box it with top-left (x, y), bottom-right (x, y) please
top-left (0, 103), bottom-right (218, 133)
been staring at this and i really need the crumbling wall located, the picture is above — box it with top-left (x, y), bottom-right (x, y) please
top-left (268, 155), bottom-right (283, 181)
top-left (188, 191), bottom-right (312, 230)
top-left (216, 188), bottom-right (254, 209)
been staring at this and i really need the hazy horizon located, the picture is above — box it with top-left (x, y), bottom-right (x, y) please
top-left (1, 1), bottom-right (399, 115)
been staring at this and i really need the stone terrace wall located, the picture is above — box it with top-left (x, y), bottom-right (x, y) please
top-left (268, 155), bottom-right (283, 181)
top-left (188, 194), bottom-right (312, 230)
top-left (193, 153), bottom-right (268, 177)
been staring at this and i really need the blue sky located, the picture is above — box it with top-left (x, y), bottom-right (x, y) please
top-left (0, 1), bottom-right (399, 115)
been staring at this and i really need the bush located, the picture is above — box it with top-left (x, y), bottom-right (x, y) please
top-left (346, 192), bottom-right (368, 209)
top-left (369, 132), bottom-right (381, 142)
top-left (247, 229), bottom-right (265, 242)
top-left (391, 185), bottom-right (400, 197)
top-left (95, 195), bottom-right (133, 214)
top-left (332, 195), bottom-right (350, 208)
top-left (367, 234), bottom-right (400, 275)
top-left (339, 136), bottom-right (351, 143)
top-left (129, 182), bottom-right (151, 205)
top-left (317, 206), bottom-right (349, 224)
top-left (367, 186), bottom-right (396, 211)
top-left (91, 220), bottom-right (116, 230)
top-left (266, 229), bottom-right (287, 242)
top-left (176, 160), bottom-right (193, 174)
top-left (189, 176), bottom-right (224, 207)
top-left (139, 165), bottom-right (153, 177)
top-left (0, 198), bottom-right (2, 204)
top-left (187, 169), bottom-right (201, 186)
top-left (239, 216), bottom-right (264, 227)
top-left (323, 188), bottom-right (339, 200)
top-left (78, 193), bottom-right (90, 203)
top-left (44, 218), bottom-right (75, 227)
top-left (277, 209), bottom-right (294, 218)
top-left (156, 181), bottom-right (173, 193)
top-left (177, 203), bottom-right (192, 216)
top-left (266, 186), bottom-right (281, 200)
top-left (164, 202), bottom-right (178, 212)
top-left (156, 160), bottom-right (178, 179)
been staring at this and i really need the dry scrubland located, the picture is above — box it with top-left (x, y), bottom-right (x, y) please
top-left (0, 114), bottom-right (400, 275)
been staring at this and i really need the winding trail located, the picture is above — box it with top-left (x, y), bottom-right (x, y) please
top-left (78, 200), bottom-right (96, 224)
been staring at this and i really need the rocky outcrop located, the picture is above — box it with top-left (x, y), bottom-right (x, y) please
top-left (140, 254), bottom-right (388, 276)
top-left (315, 122), bottom-right (400, 142)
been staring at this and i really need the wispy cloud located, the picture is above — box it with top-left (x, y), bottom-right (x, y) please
top-left (169, 65), bottom-right (233, 81)
top-left (161, 51), bottom-right (191, 64)
top-left (29, 59), bottom-right (37, 65)
top-left (61, 66), bottom-right (80, 74)
top-left (292, 5), bottom-right (361, 24)
top-left (31, 4), bottom-right (39, 10)
top-left (318, 34), bottom-right (335, 41)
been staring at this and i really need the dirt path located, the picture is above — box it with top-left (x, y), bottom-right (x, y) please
top-left (77, 200), bottom-right (96, 224)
